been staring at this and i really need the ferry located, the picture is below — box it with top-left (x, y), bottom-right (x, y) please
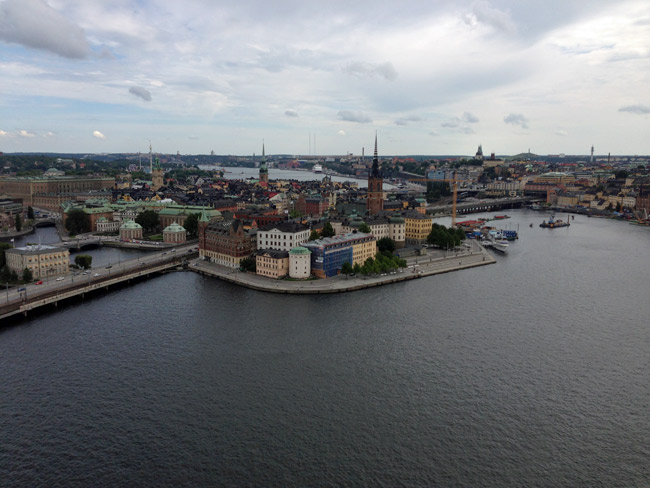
top-left (313, 164), bottom-right (323, 173)
top-left (540, 215), bottom-right (570, 229)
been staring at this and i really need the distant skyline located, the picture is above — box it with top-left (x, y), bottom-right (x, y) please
top-left (1, 0), bottom-right (649, 156)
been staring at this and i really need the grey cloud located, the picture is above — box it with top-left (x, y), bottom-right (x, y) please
top-left (188, 135), bottom-right (199, 140)
top-left (504, 113), bottom-right (529, 129)
top-left (0, 0), bottom-right (90, 59)
top-left (556, 130), bottom-right (568, 136)
top-left (395, 116), bottom-right (423, 126)
top-left (462, 112), bottom-right (480, 123)
top-left (337, 110), bottom-right (372, 124)
top-left (129, 86), bottom-right (152, 102)
top-left (343, 62), bottom-right (398, 81)
top-left (441, 120), bottom-right (459, 128)
top-left (619, 105), bottom-right (650, 114)
top-left (285, 110), bottom-right (299, 117)
top-left (460, 127), bottom-right (475, 134)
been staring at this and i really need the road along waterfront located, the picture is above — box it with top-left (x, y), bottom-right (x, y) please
top-left (1, 209), bottom-right (649, 486)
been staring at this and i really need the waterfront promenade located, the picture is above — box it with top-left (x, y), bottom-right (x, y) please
top-left (191, 240), bottom-right (495, 294)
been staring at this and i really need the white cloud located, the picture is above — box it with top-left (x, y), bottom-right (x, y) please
top-left (18, 130), bottom-right (35, 138)
top-left (504, 113), bottom-right (529, 129)
top-left (395, 116), bottom-right (423, 126)
top-left (93, 130), bottom-right (106, 140)
top-left (0, 130), bottom-right (8, 137)
top-left (129, 86), bottom-right (152, 102)
top-left (337, 110), bottom-right (372, 123)
top-left (0, 0), bottom-right (90, 59)
top-left (556, 130), bottom-right (568, 136)
top-left (337, 130), bottom-right (346, 136)
top-left (343, 61), bottom-right (398, 81)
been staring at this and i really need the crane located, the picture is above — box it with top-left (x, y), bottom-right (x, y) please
top-left (408, 172), bottom-right (468, 227)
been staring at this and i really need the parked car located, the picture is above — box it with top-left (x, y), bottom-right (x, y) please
top-left (35, 281), bottom-right (43, 285)
top-left (93, 273), bottom-right (100, 277)
top-left (56, 277), bottom-right (65, 281)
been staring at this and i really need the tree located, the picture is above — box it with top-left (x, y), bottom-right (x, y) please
top-left (321, 221), bottom-right (335, 238)
top-left (184, 213), bottom-right (200, 237)
top-left (289, 209), bottom-right (303, 219)
top-left (341, 261), bottom-right (353, 278)
top-left (15, 213), bottom-right (22, 231)
top-left (615, 170), bottom-right (629, 179)
top-left (0, 242), bottom-right (12, 269)
top-left (240, 257), bottom-right (256, 272)
top-left (27, 206), bottom-right (35, 219)
top-left (353, 263), bottom-right (361, 275)
top-left (1, 265), bottom-right (12, 282)
top-left (22, 267), bottom-right (33, 282)
top-left (377, 237), bottom-right (395, 254)
top-left (135, 210), bottom-right (160, 233)
top-left (358, 223), bottom-right (371, 234)
top-left (309, 229), bottom-right (320, 241)
top-left (65, 209), bottom-right (91, 234)
top-left (75, 254), bottom-right (93, 269)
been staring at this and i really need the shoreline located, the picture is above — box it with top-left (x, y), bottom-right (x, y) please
top-left (191, 242), bottom-right (496, 294)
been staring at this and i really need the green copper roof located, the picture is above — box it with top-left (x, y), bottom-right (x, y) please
top-left (164, 222), bottom-right (186, 232)
top-left (120, 220), bottom-right (142, 230)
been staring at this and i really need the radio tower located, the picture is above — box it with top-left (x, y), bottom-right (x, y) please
top-left (590, 145), bottom-right (594, 164)
top-left (149, 142), bottom-right (153, 173)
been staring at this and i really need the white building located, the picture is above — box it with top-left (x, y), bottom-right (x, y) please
top-left (6, 244), bottom-right (70, 279)
top-left (257, 221), bottom-right (310, 252)
top-left (289, 246), bottom-right (311, 279)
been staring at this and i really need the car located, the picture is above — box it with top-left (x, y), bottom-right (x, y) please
top-left (139, 262), bottom-right (146, 266)
top-left (56, 277), bottom-right (65, 281)
top-left (93, 273), bottom-right (100, 277)
top-left (35, 281), bottom-right (43, 285)
top-left (171, 249), bottom-right (176, 252)
top-left (105, 265), bottom-right (112, 269)
top-left (82, 271), bottom-right (89, 275)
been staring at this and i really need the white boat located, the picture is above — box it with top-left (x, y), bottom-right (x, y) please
top-left (313, 164), bottom-right (323, 173)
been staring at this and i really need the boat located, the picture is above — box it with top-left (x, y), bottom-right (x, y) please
top-left (313, 163), bottom-right (323, 173)
top-left (540, 215), bottom-right (570, 229)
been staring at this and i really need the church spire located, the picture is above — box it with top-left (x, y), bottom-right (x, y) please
top-left (371, 131), bottom-right (381, 178)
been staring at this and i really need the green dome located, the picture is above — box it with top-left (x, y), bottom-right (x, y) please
top-left (289, 246), bottom-right (311, 255)
top-left (389, 216), bottom-right (405, 224)
top-left (164, 222), bottom-right (186, 233)
top-left (120, 220), bottom-right (142, 230)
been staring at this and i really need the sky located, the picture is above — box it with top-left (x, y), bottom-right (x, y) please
top-left (0, 0), bottom-right (649, 156)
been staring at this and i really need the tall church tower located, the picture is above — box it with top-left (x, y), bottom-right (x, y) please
top-left (259, 142), bottom-right (269, 185)
top-left (366, 133), bottom-right (383, 215)
top-left (152, 157), bottom-right (164, 191)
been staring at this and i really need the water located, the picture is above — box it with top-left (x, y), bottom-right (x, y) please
top-left (1, 210), bottom-right (649, 486)
top-left (199, 166), bottom-right (374, 188)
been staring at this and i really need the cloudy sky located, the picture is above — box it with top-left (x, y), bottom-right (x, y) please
top-left (0, 0), bottom-right (649, 156)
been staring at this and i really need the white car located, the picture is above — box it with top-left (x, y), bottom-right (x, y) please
top-left (93, 273), bottom-right (100, 277)
top-left (56, 277), bottom-right (65, 281)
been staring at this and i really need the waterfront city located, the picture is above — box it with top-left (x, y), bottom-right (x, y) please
top-left (2, 0), bottom-right (649, 486)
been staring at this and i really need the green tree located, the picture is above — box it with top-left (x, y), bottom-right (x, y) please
top-left (22, 267), bottom-right (33, 282)
top-left (0, 242), bottom-right (12, 269)
top-left (1, 265), bottom-right (12, 282)
top-left (75, 254), bottom-right (93, 269)
top-left (289, 209), bottom-right (303, 219)
top-left (309, 229), bottom-right (320, 241)
top-left (15, 213), bottom-right (22, 231)
top-left (358, 223), bottom-right (371, 234)
top-left (353, 263), bottom-right (361, 275)
top-left (135, 210), bottom-right (160, 233)
top-left (615, 170), bottom-right (629, 179)
top-left (377, 237), bottom-right (395, 254)
top-left (321, 221), bottom-right (335, 238)
top-left (65, 209), bottom-right (91, 234)
top-left (27, 206), bottom-right (35, 219)
top-left (184, 213), bottom-right (200, 237)
top-left (240, 257), bottom-right (256, 272)
top-left (341, 261), bottom-right (353, 278)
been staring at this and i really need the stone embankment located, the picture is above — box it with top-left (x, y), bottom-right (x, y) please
top-left (191, 242), bottom-right (496, 294)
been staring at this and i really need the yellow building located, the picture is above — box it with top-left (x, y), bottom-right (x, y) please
top-left (352, 238), bottom-right (377, 266)
top-left (256, 250), bottom-right (289, 279)
top-left (404, 211), bottom-right (433, 246)
top-left (6, 245), bottom-right (70, 279)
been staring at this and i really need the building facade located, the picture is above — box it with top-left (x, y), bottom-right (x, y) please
top-left (404, 211), bottom-right (433, 246)
top-left (119, 220), bottom-right (143, 241)
top-left (256, 249), bottom-right (289, 279)
top-left (303, 231), bottom-right (376, 279)
top-left (289, 246), bottom-right (311, 279)
top-left (6, 245), bottom-right (70, 279)
top-left (199, 219), bottom-right (254, 268)
top-left (256, 222), bottom-right (310, 251)
top-left (163, 222), bottom-right (187, 243)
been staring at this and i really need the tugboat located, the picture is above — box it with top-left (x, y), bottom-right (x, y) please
top-left (540, 215), bottom-right (570, 229)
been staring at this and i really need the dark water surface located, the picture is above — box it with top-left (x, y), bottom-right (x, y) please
top-left (1, 211), bottom-right (649, 487)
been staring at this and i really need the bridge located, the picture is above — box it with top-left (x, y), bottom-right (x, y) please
top-left (32, 218), bottom-right (57, 228)
top-left (57, 237), bottom-right (104, 250)
top-left (0, 247), bottom-right (198, 322)
top-left (428, 197), bottom-right (540, 216)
